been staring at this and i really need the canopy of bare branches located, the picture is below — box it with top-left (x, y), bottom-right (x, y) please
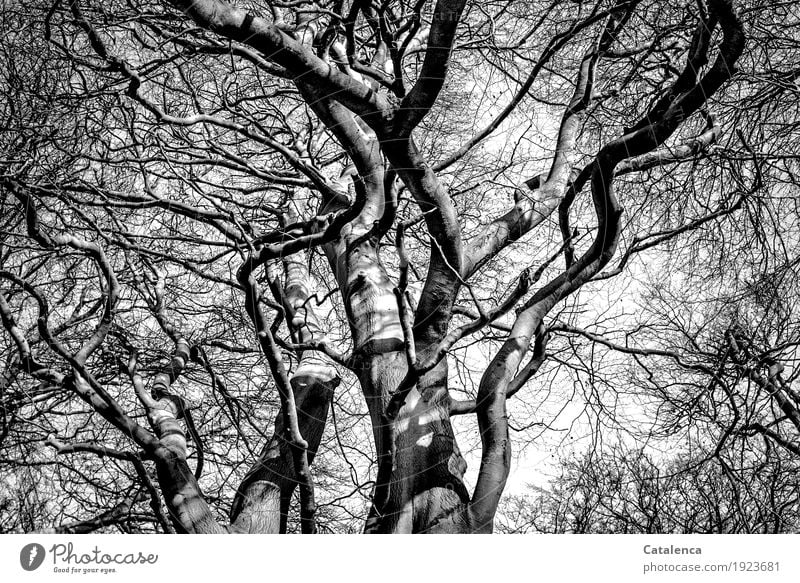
top-left (1, 0), bottom-right (798, 534)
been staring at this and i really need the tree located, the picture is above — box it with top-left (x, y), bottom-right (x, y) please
top-left (3, 0), bottom-right (797, 534)
top-left (498, 443), bottom-right (800, 534)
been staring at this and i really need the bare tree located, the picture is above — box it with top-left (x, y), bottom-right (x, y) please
top-left (3, 0), bottom-right (796, 535)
